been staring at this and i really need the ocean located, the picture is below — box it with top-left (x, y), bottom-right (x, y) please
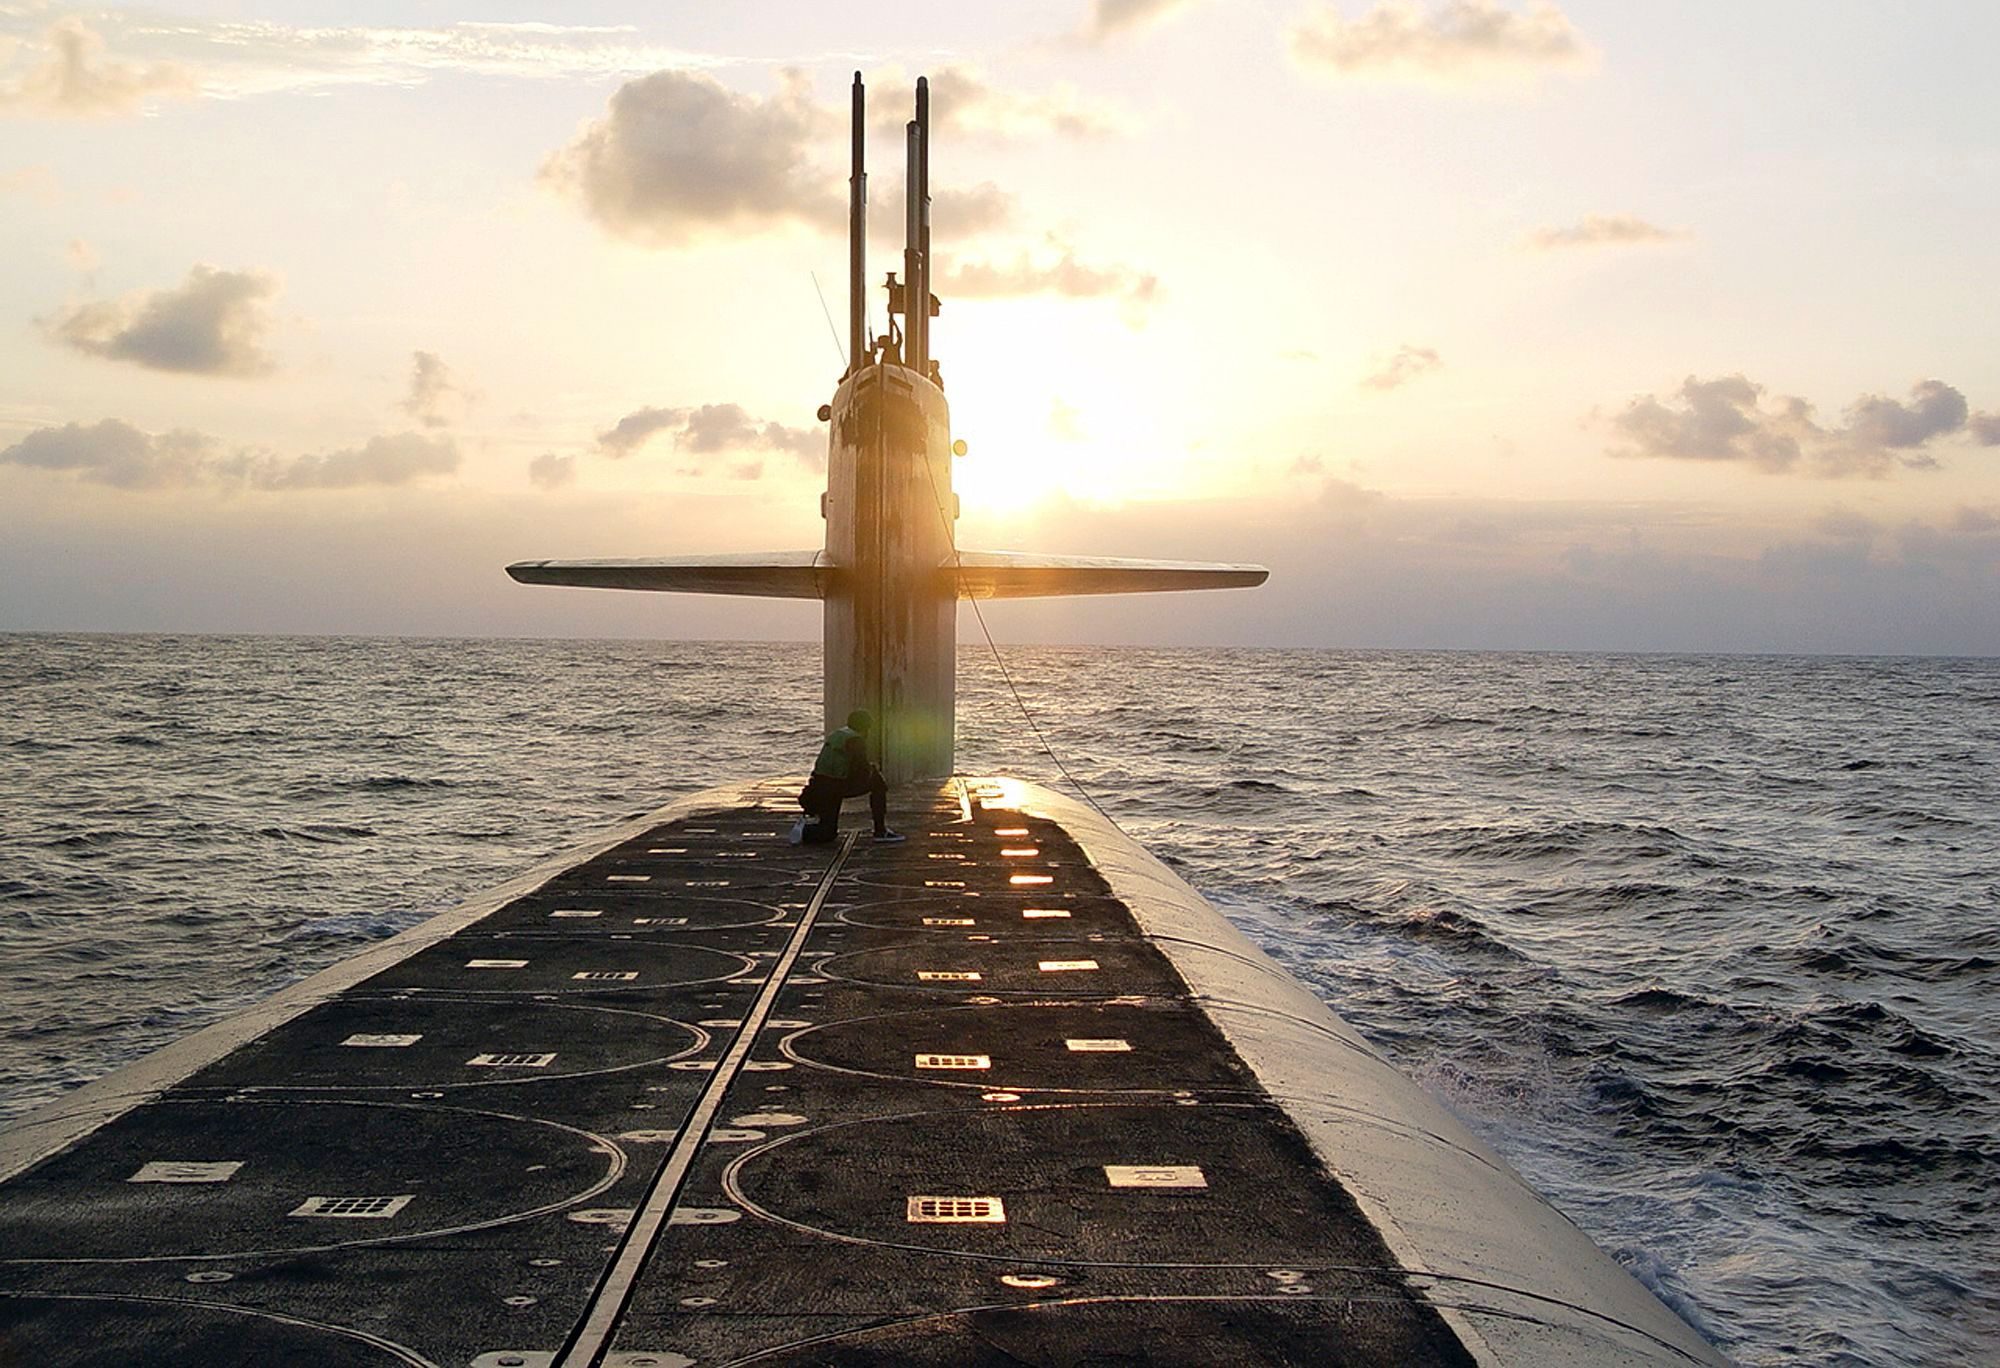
top-left (1, 634), bottom-right (1993, 1366)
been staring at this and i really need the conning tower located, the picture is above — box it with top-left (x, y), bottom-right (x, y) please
top-left (509, 74), bottom-right (1267, 781)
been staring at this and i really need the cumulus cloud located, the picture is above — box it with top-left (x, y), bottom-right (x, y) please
top-left (872, 66), bottom-right (1122, 142)
top-left (1361, 344), bottom-right (1442, 391)
top-left (528, 452), bottom-right (576, 490)
top-left (0, 420), bottom-right (458, 490)
top-left (1523, 213), bottom-right (1689, 250)
top-left (1080, 0), bottom-right (1202, 42)
top-left (40, 265), bottom-right (280, 376)
top-left (1291, 0), bottom-right (1594, 85)
top-left (0, 18), bottom-right (194, 117)
top-left (1610, 375), bottom-right (1992, 478)
top-left (1972, 412), bottom-right (2000, 446)
top-left (540, 69), bottom-right (839, 245)
top-left (0, 419), bottom-right (212, 488)
top-left (243, 432), bottom-right (459, 490)
top-left (937, 242), bottom-right (1159, 307)
top-left (595, 402), bottom-right (821, 475)
top-left (400, 351), bottom-right (465, 428)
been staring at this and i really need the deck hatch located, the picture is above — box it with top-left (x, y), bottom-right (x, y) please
top-left (468, 1052), bottom-right (556, 1067)
top-left (129, 1161), bottom-right (241, 1184)
top-left (290, 1194), bottom-right (414, 1218)
top-left (915, 1053), bottom-right (991, 1070)
top-left (907, 1196), bottom-right (1005, 1223)
top-left (1104, 1165), bottom-right (1207, 1188)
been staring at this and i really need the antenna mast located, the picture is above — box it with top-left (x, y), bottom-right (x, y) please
top-left (903, 78), bottom-right (931, 376)
top-left (847, 73), bottom-right (866, 374)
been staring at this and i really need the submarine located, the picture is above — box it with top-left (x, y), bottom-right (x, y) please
top-left (0, 76), bottom-right (1725, 1367)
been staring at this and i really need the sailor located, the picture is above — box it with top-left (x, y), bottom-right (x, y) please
top-left (792, 710), bottom-right (904, 845)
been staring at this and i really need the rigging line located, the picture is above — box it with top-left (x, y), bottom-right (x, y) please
top-left (914, 437), bottom-right (1127, 835)
top-left (809, 270), bottom-right (846, 368)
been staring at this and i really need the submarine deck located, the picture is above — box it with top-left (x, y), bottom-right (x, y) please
top-left (0, 779), bottom-right (1719, 1367)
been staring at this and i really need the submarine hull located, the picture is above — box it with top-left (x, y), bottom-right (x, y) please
top-left (0, 778), bottom-right (1723, 1367)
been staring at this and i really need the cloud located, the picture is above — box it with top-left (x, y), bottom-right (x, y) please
top-left (1835, 380), bottom-right (1967, 472)
top-left (1609, 375), bottom-right (1992, 477)
top-left (0, 419), bottom-right (212, 488)
top-left (242, 432), bottom-right (459, 490)
top-left (1080, 0), bottom-right (1202, 42)
top-left (595, 402), bottom-right (821, 474)
top-left (1361, 344), bottom-right (1442, 391)
top-left (0, 18), bottom-right (194, 117)
top-left (937, 242), bottom-right (1159, 306)
top-left (400, 351), bottom-right (464, 428)
top-left (1291, 1), bottom-right (1594, 85)
top-left (1523, 213), bottom-right (1690, 250)
top-left (528, 452), bottom-right (576, 490)
top-left (540, 69), bottom-right (839, 246)
top-left (0, 419), bottom-right (458, 490)
top-left (1972, 413), bottom-right (2000, 446)
top-left (871, 66), bottom-right (1123, 142)
top-left (0, 12), bottom-right (719, 104)
top-left (40, 265), bottom-right (280, 376)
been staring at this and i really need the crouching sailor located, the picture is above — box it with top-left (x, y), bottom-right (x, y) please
top-left (792, 710), bottom-right (904, 845)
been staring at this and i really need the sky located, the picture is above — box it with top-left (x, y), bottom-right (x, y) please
top-left (3, 0), bottom-right (1998, 653)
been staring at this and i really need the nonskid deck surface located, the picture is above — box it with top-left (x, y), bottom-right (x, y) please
top-left (0, 783), bottom-right (1470, 1367)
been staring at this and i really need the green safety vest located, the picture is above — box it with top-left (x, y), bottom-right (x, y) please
top-left (814, 726), bottom-right (863, 779)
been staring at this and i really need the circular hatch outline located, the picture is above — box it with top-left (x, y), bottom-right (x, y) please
top-left (773, 1001), bottom-right (1255, 1098)
top-left (718, 1098), bottom-right (1353, 1270)
top-left (4, 1096), bottom-right (631, 1266)
top-left (0, 1289), bottom-right (437, 1367)
top-left (219, 996), bottom-right (712, 1093)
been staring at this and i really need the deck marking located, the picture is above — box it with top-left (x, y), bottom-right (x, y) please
top-left (1104, 1165), bottom-right (1206, 1188)
top-left (993, 828), bottom-right (1029, 837)
top-left (1022, 908), bottom-right (1070, 919)
top-left (906, 1195), bottom-right (1005, 1224)
top-left (289, 1194), bottom-right (414, 1218)
top-left (921, 917), bottom-right (974, 927)
top-left (550, 910), bottom-right (602, 919)
top-left (605, 875), bottom-right (650, 883)
top-left (1065, 1038), bottom-right (1132, 1052)
top-left (915, 1054), bottom-right (991, 1070)
top-left (1009, 874), bottom-right (1054, 885)
top-left (466, 959), bottom-right (527, 970)
top-left (342, 1034), bottom-right (421, 1048)
top-left (1039, 959), bottom-right (1099, 972)
top-left (468, 1052), bottom-right (556, 1068)
top-left (129, 1161), bottom-right (241, 1184)
top-left (556, 831), bottom-right (857, 1368)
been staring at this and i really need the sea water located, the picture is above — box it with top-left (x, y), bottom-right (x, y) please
top-left (1, 634), bottom-right (1993, 1366)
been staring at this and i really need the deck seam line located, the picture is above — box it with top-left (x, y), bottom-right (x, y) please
top-left (557, 829), bottom-right (858, 1368)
